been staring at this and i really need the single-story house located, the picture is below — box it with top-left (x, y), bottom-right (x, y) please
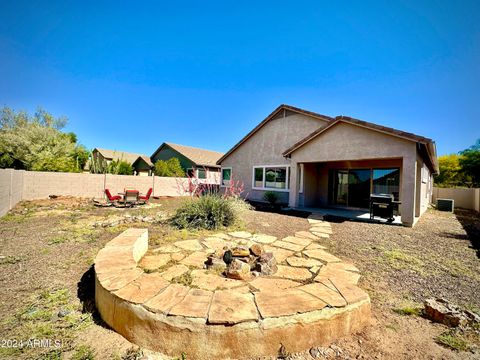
top-left (150, 142), bottom-right (224, 184)
top-left (217, 104), bottom-right (438, 227)
top-left (91, 148), bottom-right (152, 176)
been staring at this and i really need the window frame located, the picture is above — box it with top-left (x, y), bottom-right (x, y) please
top-left (220, 167), bottom-right (232, 187)
top-left (252, 165), bottom-right (290, 192)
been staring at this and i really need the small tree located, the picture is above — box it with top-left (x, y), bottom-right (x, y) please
top-left (154, 158), bottom-right (185, 177)
top-left (108, 159), bottom-right (133, 175)
top-left (459, 139), bottom-right (480, 187)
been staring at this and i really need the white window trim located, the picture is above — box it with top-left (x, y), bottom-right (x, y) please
top-left (252, 165), bottom-right (290, 192)
top-left (220, 167), bottom-right (232, 187)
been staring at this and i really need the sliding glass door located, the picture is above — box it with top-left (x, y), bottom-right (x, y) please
top-left (348, 169), bottom-right (372, 208)
top-left (329, 168), bottom-right (400, 209)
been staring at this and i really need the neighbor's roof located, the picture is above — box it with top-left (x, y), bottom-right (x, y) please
top-left (216, 104), bottom-right (333, 164)
top-left (93, 148), bottom-right (148, 165)
top-left (282, 114), bottom-right (438, 173)
top-left (151, 142), bottom-right (224, 168)
top-left (132, 155), bottom-right (153, 167)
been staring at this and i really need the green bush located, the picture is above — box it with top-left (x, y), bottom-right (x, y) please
top-left (171, 195), bottom-right (236, 230)
top-left (154, 158), bottom-right (185, 177)
top-left (263, 191), bottom-right (279, 206)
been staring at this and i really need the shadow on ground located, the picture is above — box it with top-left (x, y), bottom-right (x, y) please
top-left (77, 265), bottom-right (109, 328)
top-left (454, 208), bottom-right (480, 258)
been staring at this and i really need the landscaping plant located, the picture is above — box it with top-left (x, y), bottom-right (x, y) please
top-left (171, 194), bottom-right (236, 230)
top-left (263, 190), bottom-right (279, 207)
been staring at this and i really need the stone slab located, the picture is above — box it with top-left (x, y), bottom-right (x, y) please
top-left (249, 277), bottom-right (300, 292)
top-left (159, 264), bottom-right (189, 281)
top-left (191, 270), bottom-right (244, 291)
top-left (295, 231), bottom-right (319, 241)
top-left (310, 227), bottom-right (332, 234)
top-left (255, 288), bottom-right (327, 318)
top-left (139, 254), bottom-right (171, 271)
top-left (169, 288), bottom-right (213, 318)
top-left (274, 265), bottom-right (312, 281)
top-left (174, 240), bottom-right (204, 251)
top-left (114, 273), bottom-right (170, 304)
top-left (298, 282), bottom-right (347, 307)
top-left (252, 234), bottom-right (277, 244)
top-left (311, 232), bottom-right (330, 238)
top-left (100, 268), bottom-right (143, 291)
top-left (326, 278), bottom-right (369, 305)
top-left (144, 284), bottom-right (189, 314)
top-left (270, 240), bottom-right (304, 252)
top-left (315, 265), bottom-right (361, 285)
top-left (304, 249), bottom-right (342, 263)
top-left (282, 236), bottom-right (311, 247)
top-left (228, 231), bottom-right (253, 239)
top-left (286, 256), bottom-right (323, 268)
top-left (153, 244), bottom-right (182, 253)
top-left (262, 245), bottom-right (294, 262)
top-left (180, 252), bottom-right (208, 268)
top-left (208, 290), bottom-right (258, 324)
top-left (305, 243), bottom-right (327, 250)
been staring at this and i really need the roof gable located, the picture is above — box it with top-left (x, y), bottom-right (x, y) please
top-left (151, 142), bottom-right (224, 168)
top-left (217, 104), bottom-right (333, 164)
top-left (94, 148), bottom-right (148, 165)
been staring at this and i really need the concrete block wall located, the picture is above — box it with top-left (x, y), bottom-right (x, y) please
top-left (432, 187), bottom-right (480, 211)
top-left (0, 169), bottom-right (191, 217)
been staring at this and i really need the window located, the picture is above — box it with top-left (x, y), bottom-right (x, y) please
top-left (197, 168), bottom-right (206, 179)
top-left (252, 166), bottom-right (290, 191)
top-left (221, 167), bottom-right (232, 186)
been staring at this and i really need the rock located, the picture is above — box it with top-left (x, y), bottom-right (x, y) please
top-left (205, 255), bottom-right (226, 272)
top-left (223, 250), bottom-right (233, 264)
top-left (258, 252), bottom-right (274, 263)
top-left (255, 262), bottom-right (278, 276)
top-left (309, 347), bottom-right (320, 358)
top-left (249, 243), bottom-right (264, 256)
top-left (232, 246), bottom-right (250, 257)
top-left (424, 298), bottom-right (479, 327)
top-left (226, 259), bottom-right (251, 281)
top-left (57, 309), bottom-right (70, 317)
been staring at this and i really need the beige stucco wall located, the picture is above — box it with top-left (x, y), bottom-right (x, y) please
top-left (0, 170), bottom-right (193, 217)
top-left (432, 187), bottom-right (480, 211)
top-left (288, 122), bottom-right (419, 226)
top-left (220, 111), bottom-right (329, 203)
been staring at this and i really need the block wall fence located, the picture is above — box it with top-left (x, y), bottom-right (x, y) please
top-left (0, 169), bottom-right (192, 217)
top-left (432, 187), bottom-right (480, 212)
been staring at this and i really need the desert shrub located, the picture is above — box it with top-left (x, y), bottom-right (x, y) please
top-left (263, 190), bottom-right (279, 206)
top-left (171, 195), bottom-right (236, 230)
top-left (228, 196), bottom-right (253, 214)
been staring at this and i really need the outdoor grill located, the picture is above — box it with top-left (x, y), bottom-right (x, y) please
top-left (369, 193), bottom-right (395, 222)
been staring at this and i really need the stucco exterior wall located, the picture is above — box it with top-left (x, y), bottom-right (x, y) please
top-left (288, 122), bottom-right (419, 225)
top-left (219, 112), bottom-right (329, 203)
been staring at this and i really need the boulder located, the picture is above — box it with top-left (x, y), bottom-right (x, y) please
top-left (424, 298), bottom-right (479, 327)
top-left (232, 246), bottom-right (250, 257)
top-left (226, 259), bottom-right (252, 281)
top-left (249, 243), bottom-right (264, 256)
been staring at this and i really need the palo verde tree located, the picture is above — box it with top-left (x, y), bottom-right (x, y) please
top-left (0, 107), bottom-right (89, 172)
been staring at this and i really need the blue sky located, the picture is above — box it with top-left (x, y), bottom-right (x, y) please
top-left (0, 0), bottom-right (478, 156)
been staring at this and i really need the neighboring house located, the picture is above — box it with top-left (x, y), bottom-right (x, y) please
top-left (150, 142), bottom-right (224, 184)
top-left (91, 148), bottom-right (152, 176)
top-left (217, 104), bottom-right (438, 227)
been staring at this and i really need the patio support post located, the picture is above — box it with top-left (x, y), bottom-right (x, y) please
top-left (288, 161), bottom-right (299, 208)
top-left (400, 153), bottom-right (417, 227)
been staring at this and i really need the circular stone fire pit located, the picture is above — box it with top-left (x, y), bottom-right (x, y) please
top-left (94, 217), bottom-right (371, 359)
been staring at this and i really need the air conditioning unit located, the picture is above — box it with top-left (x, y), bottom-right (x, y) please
top-left (437, 198), bottom-right (454, 212)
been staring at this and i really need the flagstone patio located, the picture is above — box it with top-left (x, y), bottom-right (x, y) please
top-left (94, 215), bottom-right (371, 359)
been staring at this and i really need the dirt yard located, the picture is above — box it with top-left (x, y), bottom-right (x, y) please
top-left (0, 197), bottom-right (479, 359)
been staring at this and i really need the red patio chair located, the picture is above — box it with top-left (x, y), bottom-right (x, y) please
top-left (105, 189), bottom-right (121, 203)
top-left (139, 188), bottom-right (153, 203)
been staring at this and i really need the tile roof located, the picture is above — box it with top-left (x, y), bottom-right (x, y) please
top-left (153, 142), bottom-right (224, 168)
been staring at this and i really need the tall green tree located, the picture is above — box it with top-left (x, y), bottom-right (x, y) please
top-left (154, 158), bottom-right (185, 177)
top-left (107, 159), bottom-right (134, 175)
top-left (0, 107), bottom-right (88, 172)
top-left (459, 139), bottom-right (480, 187)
